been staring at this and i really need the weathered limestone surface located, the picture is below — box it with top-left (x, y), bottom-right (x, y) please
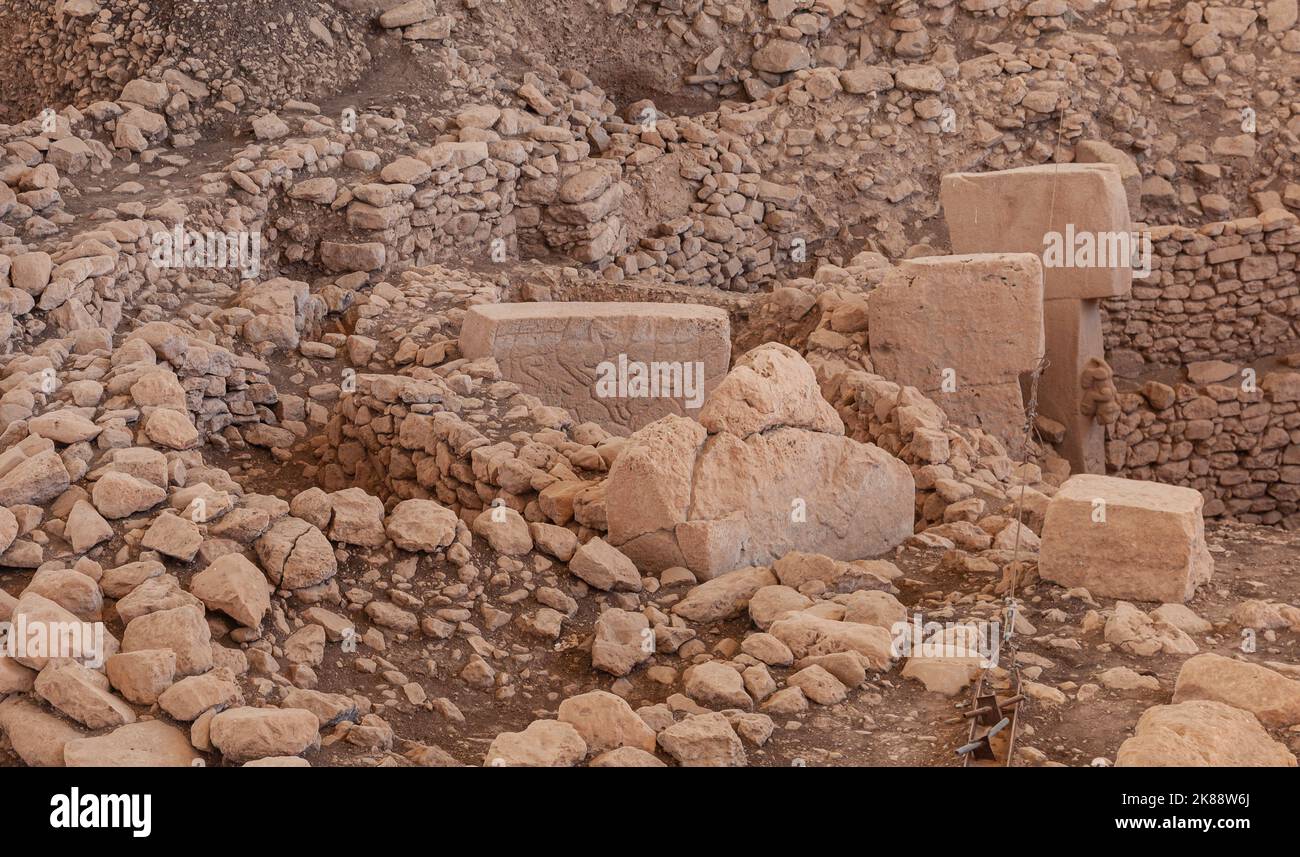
top-left (459, 302), bottom-right (731, 434)
top-left (605, 344), bottom-right (914, 579)
top-left (1116, 700), bottom-right (1296, 767)
top-left (941, 163), bottom-right (1134, 302)
top-left (868, 252), bottom-right (1045, 449)
top-left (1039, 474), bottom-right (1214, 603)
top-left (1172, 653), bottom-right (1300, 728)
top-left (941, 164), bottom-right (1135, 475)
top-left (1041, 298), bottom-right (1106, 473)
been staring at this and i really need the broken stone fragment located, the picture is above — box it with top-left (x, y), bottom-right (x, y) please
top-left (34, 662), bottom-right (137, 729)
top-left (255, 516), bottom-right (338, 589)
top-left (64, 719), bottom-right (200, 767)
top-left (768, 612), bottom-right (895, 670)
top-left (751, 39), bottom-right (810, 74)
top-left (189, 553), bottom-right (271, 628)
top-left (209, 706), bottom-right (321, 763)
top-left (484, 719), bottom-right (587, 767)
top-left (656, 711), bottom-right (747, 767)
top-left (471, 506), bottom-right (533, 555)
top-left (941, 164), bottom-right (1133, 301)
top-left (606, 345), bottom-right (914, 579)
top-left (384, 498), bottom-right (458, 552)
top-left (140, 512), bottom-right (202, 561)
top-left (556, 690), bottom-right (657, 755)
top-left (591, 607), bottom-right (652, 677)
top-left (0, 449), bottom-right (70, 506)
top-left (326, 487), bottom-right (386, 547)
top-left (156, 670), bottom-right (243, 721)
top-left (92, 471), bottom-right (167, 519)
top-left (121, 605), bottom-right (212, 677)
top-left (674, 566), bottom-right (779, 623)
top-left (27, 411), bottom-right (101, 444)
top-left (105, 649), bottom-right (177, 705)
top-left (568, 537), bottom-right (641, 592)
top-left (684, 661), bottom-right (753, 710)
top-left (379, 0), bottom-right (441, 28)
top-left (458, 302), bottom-right (730, 435)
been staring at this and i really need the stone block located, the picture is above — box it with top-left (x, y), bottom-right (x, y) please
top-left (941, 164), bottom-right (1133, 301)
top-left (458, 302), bottom-right (730, 435)
top-left (1039, 474), bottom-right (1213, 603)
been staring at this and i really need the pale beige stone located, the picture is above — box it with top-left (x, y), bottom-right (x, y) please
top-left (557, 690), bottom-right (657, 754)
top-left (459, 302), bottom-right (730, 434)
top-left (484, 719), bottom-right (587, 767)
top-left (1116, 700), bottom-right (1296, 767)
top-left (1172, 653), bottom-right (1300, 728)
top-left (210, 706), bottom-right (320, 763)
top-left (941, 163), bottom-right (1134, 301)
top-left (868, 253), bottom-right (1045, 447)
top-left (1040, 474), bottom-right (1213, 603)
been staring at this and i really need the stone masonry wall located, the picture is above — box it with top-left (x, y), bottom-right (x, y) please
top-left (1107, 370), bottom-right (1300, 527)
top-left (1102, 210), bottom-right (1300, 373)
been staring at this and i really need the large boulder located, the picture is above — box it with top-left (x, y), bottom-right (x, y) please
top-left (605, 344), bottom-right (914, 579)
top-left (1172, 653), bottom-right (1300, 728)
top-left (0, 696), bottom-right (85, 766)
top-left (1116, 700), bottom-right (1296, 767)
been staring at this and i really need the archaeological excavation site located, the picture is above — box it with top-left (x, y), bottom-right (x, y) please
top-left (2, 0), bottom-right (1300, 793)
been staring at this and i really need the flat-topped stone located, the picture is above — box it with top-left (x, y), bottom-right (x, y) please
top-left (1039, 474), bottom-right (1213, 603)
top-left (941, 163), bottom-right (1133, 301)
top-left (459, 302), bottom-right (730, 435)
top-left (868, 252), bottom-right (1045, 448)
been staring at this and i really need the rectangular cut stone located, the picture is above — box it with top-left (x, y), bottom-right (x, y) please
top-left (1039, 474), bottom-right (1214, 603)
top-left (1074, 140), bottom-right (1142, 220)
top-left (868, 253), bottom-right (1044, 449)
top-left (941, 164), bottom-right (1133, 301)
top-left (459, 302), bottom-right (731, 434)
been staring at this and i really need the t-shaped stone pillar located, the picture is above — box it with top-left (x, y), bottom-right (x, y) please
top-left (940, 163), bottom-right (1134, 473)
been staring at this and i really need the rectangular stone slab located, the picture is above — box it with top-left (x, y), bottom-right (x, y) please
top-left (459, 302), bottom-right (731, 434)
top-left (941, 163), bottom-right (1133, 301)
top-left (1039, 474), bottom-right (1214, 603)
top-left (867, 252), bottom-right (1044, 449)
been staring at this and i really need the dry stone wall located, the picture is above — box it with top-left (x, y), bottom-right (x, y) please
top-left (1107, 368), bottom-right (1300, 527)
top-left (1102, 210), bottom-right (1300, 374)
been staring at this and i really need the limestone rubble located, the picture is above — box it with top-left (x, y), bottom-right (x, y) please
top-left (0, 0), bottom-right (1297, 772)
